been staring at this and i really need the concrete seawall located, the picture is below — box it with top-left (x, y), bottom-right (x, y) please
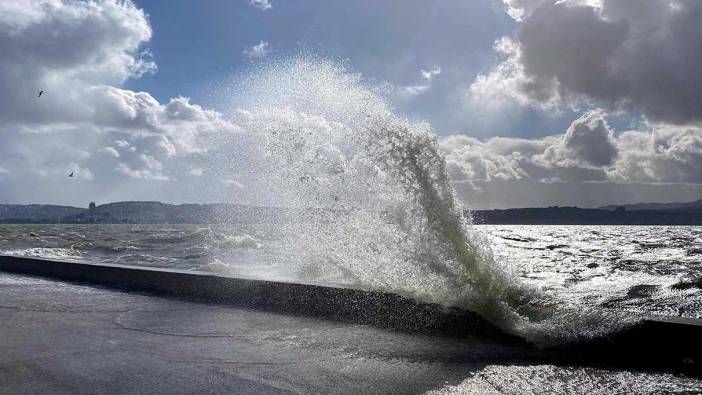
top-left (1, 254), bottom-right (701, 375)
top-left (0, 254), bottom-right (506, 340)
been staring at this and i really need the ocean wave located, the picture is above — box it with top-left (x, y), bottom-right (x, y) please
top-left (193, 259), bottom-right (236, 274)
top-left (218, 57), bottom-right (632, 345)
top-left (2, 247), bottom-right (82, 260)
top-left (215, 234), bottom-right (261, 250)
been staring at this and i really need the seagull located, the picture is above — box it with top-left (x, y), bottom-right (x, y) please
top-left (68, 172), bottom-right (74, 178)
top-left (38, 90), bottom-right (44, 98)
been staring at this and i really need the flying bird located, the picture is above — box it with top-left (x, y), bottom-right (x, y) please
top-left (68, 172), bottom-right (74, 178)
top-left (38, 90), bottom-right (44, 97)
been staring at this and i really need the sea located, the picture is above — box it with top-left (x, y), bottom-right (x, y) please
top-left (2, 223), bottom-right (700, 320)
top-left (4, 223), bottom-right (702, 392)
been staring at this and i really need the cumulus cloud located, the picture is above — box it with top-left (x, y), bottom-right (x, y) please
top-left (249, 0), bottom-right (272, 11)
top-left (537, 110), bottom-right (617, 168)
top-left (475, 0), bottom-right (702, 125)
top-left (468, 37), bottom-right (559, 112)
top-left (0, 0), bottom-right (155, 124)
top-left (67, 163), bottom-right (95, 181)
top-left (420, 65), bottom-right (441, 83)
top-left (101, 147), bottom-right (120, 158)
top-left (0, 0), bottom-right (238, 204)
top-left (612, 126), bottom-right (702, 184)
top-left (502, 0), bottom-right (550, 21)
top-left (396, 65), bottom-right (442, 100)
top-left (116, 162), bottom-right (168, 181)
top-left (441, 110), bottom-right (702, 188)
top-left (242, 41), bottom-right (270, 59)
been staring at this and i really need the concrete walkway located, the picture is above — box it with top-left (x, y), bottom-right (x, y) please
top-left (2, 272), bottom-right (702, 394)
top-left (0, 271), bottom-right (517, 394)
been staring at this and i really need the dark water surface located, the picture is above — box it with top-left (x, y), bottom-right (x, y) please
top-left (2, 224), bottom-right (701, 319)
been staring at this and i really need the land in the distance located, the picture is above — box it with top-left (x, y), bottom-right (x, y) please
top-left (470, 200), bottom-right (702, 225)
top-left (0, 199), bottom-right (701, 225)
top-left (0, 201), bottom-right (286, 224)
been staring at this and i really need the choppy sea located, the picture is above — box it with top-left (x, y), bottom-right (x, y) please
top-left (1, 223), bottom-right (700, 320)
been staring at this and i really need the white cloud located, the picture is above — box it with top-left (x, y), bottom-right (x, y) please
top-left (420, 65), bottom-right (441, 83)
top-left (101, 147), bottom-right (120, 158)
top-left (116, 163), bottom-right (168, 181)
top-left (0, 0), bottom-right (239, 203)
top-left (249, 0), bottom-right (272, 11)
top-left (396, 65), bottom-right (442, 100)
top-left (242, 41), bottom-right (270, 59)
top-left (139, 154), bottom-right (162, 171)
top-left (0, 0), bottom-right (697, 209)
top-left (441, 110), bottom-right (702, 187)
top-left (400, 85), bottom-right (430, 97)
top-left (611, 126), bottom-right (702, 184)
top-left (479, 0), bottom-right (702, 125)
top-left (468, 37), bottom-right (560, 112)
top-left (502, 0), bottom-right (552, 21)
top-left (536, 109), bottom-right (617, 168)
top-left (222, 179), bottom-right (244, 189)
top-left (0, 0), bottom-right (155, 125)
top-left (68, 164), bottom-right (95, 181)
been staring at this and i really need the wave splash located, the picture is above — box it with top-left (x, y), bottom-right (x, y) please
top-left (3, 247), bottom-right (82, 260)
top-left (223, 58), bottom-right (631, 344)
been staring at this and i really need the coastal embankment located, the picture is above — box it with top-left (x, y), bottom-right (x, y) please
top-left (1, 255), bottom-right (701, 383)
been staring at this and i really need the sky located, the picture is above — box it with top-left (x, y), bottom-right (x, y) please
top-left (1, 0), bottom-right (701, 209)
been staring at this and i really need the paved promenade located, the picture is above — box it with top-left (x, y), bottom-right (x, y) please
top-left (0, 272), bottom-right (533, 394)
top-left (2, 269), bottom-right (701, 393)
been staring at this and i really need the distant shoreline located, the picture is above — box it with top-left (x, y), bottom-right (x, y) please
top-left (1, 200), bottom-right (701, 226)
top-left (470, 207), bottom-right (702, 225)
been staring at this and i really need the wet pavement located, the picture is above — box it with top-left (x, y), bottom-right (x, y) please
top-left (1, 272), bottom-right (701, 394)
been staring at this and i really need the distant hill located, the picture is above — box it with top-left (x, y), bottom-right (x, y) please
top-left (1, 199), bottom-right (701, 225)
top-left (0, 204), bottom-right (85, 223)
top-left (0, 201), bottom-right (288, 224)
top-left (599, 199), bottom-right (702, 211)
top-left (471, 199), bottom-right (702, 225)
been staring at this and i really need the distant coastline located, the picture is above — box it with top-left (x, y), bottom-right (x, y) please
top-left (0, 199), bottom-right (701, 225)
top-left (0, 201), bottom-right (283, 225)
top-left (470, 203), bottom-right (702, 225)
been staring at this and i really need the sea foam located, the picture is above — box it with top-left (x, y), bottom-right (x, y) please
top-left (214, 57), bottom-right (634, 344)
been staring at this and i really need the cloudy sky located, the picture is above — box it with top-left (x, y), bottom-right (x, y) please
top-left (1, 0), bottom-right (701, 208)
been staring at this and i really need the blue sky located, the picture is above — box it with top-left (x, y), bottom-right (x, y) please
top-left (125, 0), bottom-right (642, 139)
top-left (126, 0), bottom-right (577, 138)
top-left (1, 0), bottom-right (701, 208)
